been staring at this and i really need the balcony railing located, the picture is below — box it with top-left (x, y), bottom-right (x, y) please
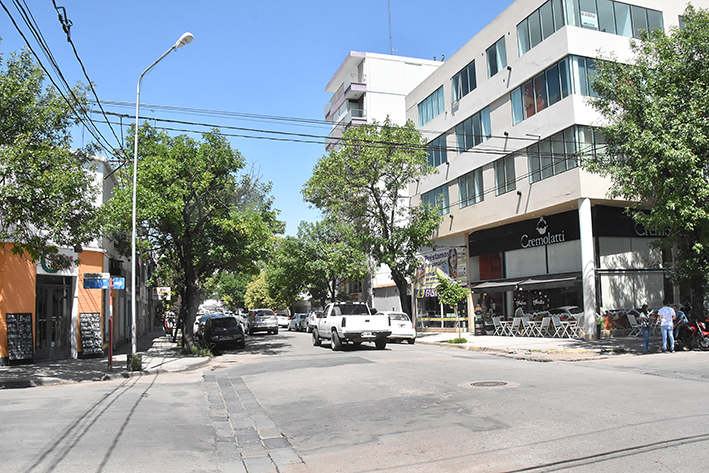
top-left (325, 109), bottom-right (367, 150)
top-left (324, 73), bottom-right (367, 118)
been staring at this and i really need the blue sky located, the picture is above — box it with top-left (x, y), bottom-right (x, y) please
top-left (0, 0), bottom-right (513, 235)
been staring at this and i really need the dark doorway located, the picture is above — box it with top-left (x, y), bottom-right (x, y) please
top-left (35, 275), bottom-right (74, 360)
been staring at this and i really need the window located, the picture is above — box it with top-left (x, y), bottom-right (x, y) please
top-left (452, 60), bottom-right (477, 102)
top-left (511, 57), bottom-right (572, 125)
top-left (494, 155), bottom-right (516, 195)
top-left (418, 86), bottom-right (445, 127)
top-left (526, 125), bottom-right (606, 183)
top-left (510, 55), bottom-right (602, 125)
top-left (455, 107), bottom-right (491, 152)
top-left (597, 0), bottom-right (616, 34)
top-left (422, 185), bottom-right (450, 215)
top-left (486, 37), bottom-right (507, 78)
top-left (427, 134), bottom-right (448, 167)
top-left (517, 0), bottom-right (565, 56)
top-left (565, 0), bottom-right (662, 39)
top-left (459, 168), bottom-right (484, 208)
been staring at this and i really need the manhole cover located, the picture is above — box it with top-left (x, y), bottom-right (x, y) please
top-left (471, 381), bottom-right (508, 387)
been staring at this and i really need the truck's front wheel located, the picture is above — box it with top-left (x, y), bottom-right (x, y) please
top-left (312, 329), bottom-right (321, 347)
top-left (375, 339), bottom-right (387, 350)
top-left (331, 330), bottom-right (342, 351)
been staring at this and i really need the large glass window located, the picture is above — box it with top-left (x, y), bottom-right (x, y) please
top-left (427, 134), bottom-right (448, 167)
top-left (517, 0), bottom-right (566, 56)
top-left (527, 125), bottom-right (607, 183)
top-left (459, 168), bottom-right (484, 208)
top-left (418, 86), bottom-right (445, 127)
top-left (511, 57), bottom-right (574, 125)
top-left (494, 155), bottom-right (516, 195)
top-left (486, 37), bottom-right (507, 78)
top-left (452, 60), bottom-right (477, 102)
top-left (564, 0), bottom-right (662, 39)
top-left (597, 0), bottom-right (616, 34)
top-left (455, 107), bottom-right (491, 152)
top-left (422, 185), bottom-right (450, 215)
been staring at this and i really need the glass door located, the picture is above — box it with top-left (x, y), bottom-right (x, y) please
top-left (35, 276), bottom-right (73, 360)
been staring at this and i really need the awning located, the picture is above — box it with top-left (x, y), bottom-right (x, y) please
top-left (470, 273), bottom-right (582, 293)
top-left (517, 272), bottom-right (582, 291)
top-left (470, 278), bottom-right (524, 293)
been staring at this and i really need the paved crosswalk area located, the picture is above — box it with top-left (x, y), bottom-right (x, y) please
top-left (204, 370), bottom-right (309, 473)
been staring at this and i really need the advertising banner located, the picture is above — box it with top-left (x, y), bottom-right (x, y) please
top-left (415, 247), bottom-right (467, 298)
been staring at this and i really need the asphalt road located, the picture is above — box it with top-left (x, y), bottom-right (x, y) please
top-left (2, 330), bottom-right (708, 473)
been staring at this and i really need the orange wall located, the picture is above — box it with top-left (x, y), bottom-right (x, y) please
top-left (77, 251), bottom-right (104, 352)
top-left (0, 244), bottom-right (37, 359)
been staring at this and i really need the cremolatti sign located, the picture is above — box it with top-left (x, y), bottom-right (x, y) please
top-left (520, 217), bottom-right (566, 249)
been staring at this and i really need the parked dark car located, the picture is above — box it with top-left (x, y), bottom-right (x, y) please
top-left (203, 315), bottom-right (245, 349)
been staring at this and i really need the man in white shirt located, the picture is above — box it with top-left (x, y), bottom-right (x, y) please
top-left (657, 299), bottom-right (676, 352)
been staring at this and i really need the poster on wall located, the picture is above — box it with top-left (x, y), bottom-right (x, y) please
top-left (79, 312), bottom-right (104, 357)
top-left (415, 247), bottom-right (467, 298)
top-left (6, 313), bottom-right (33, 362)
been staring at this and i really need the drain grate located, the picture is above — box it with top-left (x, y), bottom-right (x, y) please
top-left (471, 381), bottom-right (508, 387)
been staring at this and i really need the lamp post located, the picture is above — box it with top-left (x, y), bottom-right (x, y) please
top-left (131, 32), bottom-right (193, 354)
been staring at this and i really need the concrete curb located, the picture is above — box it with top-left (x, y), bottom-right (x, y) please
top-left (417, 338), bottom-right (607, 358)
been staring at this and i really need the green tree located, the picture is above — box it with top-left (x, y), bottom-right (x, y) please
top-left (244, 272), bottom-right (283, 310)
top-left (0, 47), bottom-right (99, 267)
top-left (436, 273), bottom-right (471, 338)
top-left (303, 118), bottom-right (442, 315)
top-left (266, 218), bottom-right (369, 308)
top-left (204, 271), bottom-right (253, 311)
top-left (584, 6), bottom-right (709, 318)
top-left (102, 125), bottom-right (282, 349)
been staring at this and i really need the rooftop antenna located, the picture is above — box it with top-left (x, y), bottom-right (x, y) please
top-left (388, 0), bottom-right (395, 55)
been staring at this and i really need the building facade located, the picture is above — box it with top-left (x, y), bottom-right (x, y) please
top-left (0, 156), bottom-right (152, 365)
top-left (405, 0), bottom-right (704, 335)
top-left (324, 51), bottom-right (442, 310)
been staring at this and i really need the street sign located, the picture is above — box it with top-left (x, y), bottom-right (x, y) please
top-left (84, 272), bottom-right (110, 279)
top-left (84, 278), bottom-right (110, 289)
top-left (112, 277), bottom-right (125, 290)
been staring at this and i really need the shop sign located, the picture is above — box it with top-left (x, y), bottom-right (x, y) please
top-left (153, 287), bottom-right (171, 300)
top-left (520, 217), bottom-right (566, 249)
top-left (415, 247), bottom-right (467, 292)
top-left (36, 248), bottom-right (79, 276)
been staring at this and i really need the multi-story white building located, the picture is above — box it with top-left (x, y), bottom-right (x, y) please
top-left (324, 52), bottom-right (442, 309)
top-left (406, 0), bottom-right (705, 336)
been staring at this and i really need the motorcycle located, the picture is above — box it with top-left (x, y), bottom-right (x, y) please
top-left (675, 319), bottom-right (709, 351)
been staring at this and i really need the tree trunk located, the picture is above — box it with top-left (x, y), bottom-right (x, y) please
top-left (391, 271), bottom-right (411, 317)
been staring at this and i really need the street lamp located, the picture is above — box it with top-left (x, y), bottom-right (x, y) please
top-left (131, 32), bottom-right (193, 354)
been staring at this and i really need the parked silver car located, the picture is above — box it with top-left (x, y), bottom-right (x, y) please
top-left (245, 309), bottom-right (279, 335)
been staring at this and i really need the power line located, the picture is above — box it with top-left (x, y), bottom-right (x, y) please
top-left (0, 0), bottom-right (120, 155)
top-left (52, 1), bottom-right (128, 159)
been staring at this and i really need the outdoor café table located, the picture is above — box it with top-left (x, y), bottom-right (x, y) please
top-left (562, 320), bottom-right (582, 338)
top-left (527, 320), bottom-right (542, 337)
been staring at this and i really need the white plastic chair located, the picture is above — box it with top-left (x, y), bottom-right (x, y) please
top-left (551, 316), bottom-right (567, 338)
top-left (492, 317), bottom-right (509, 336)
top-left (538, 317), bottom-right (552, 337)
top-left (521, 317), bottom-right (536, 337)
top-left (509, 317), bottom-right (523, 337)
top-left (626, 313), bottom-right (641, 337)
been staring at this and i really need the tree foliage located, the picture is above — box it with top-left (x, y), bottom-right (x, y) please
top-left (0, 47), bottom-right (99, 267)
top-left (102, 125), bottom-right (282, 348)
top-left (244, 272), bottom-right (284, 310)
top-left (203, 271), bottom-right (253, 311)
top-left (266, 218), bottom-right (369, 308)
top-left (584, 6), bottom-right (709, 317)
top-left (303, 118), bottom-right (442, 315)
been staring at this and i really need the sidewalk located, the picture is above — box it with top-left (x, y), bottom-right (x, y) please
top-left (416, 331), bottom-right (656, 361)
top-left (0, 329), bottom-right (209, 389)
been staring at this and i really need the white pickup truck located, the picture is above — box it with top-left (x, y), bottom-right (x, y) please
top-left (312, 302), bottom-right (391, 350)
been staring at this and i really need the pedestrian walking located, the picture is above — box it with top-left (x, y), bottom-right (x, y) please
top-left (658, 300), bottom-right (676, 352)
top-left (638, 304), bottom-right (651, 353)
